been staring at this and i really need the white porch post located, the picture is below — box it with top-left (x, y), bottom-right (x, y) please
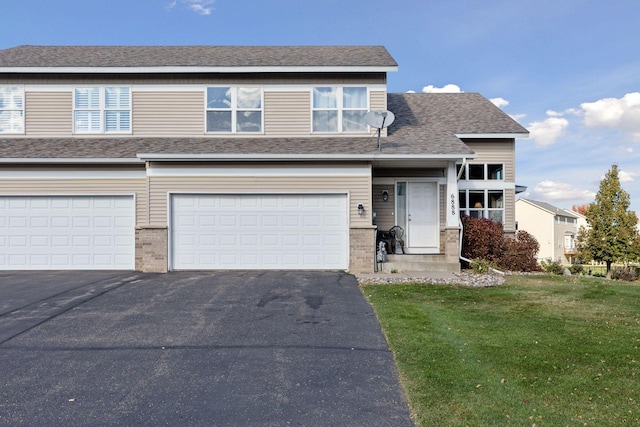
top-left (445, 161), bottom-right (461, 267)
top-left (446, 161), bottom-right (460, 227)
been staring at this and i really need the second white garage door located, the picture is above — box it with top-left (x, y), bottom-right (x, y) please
top-left (171, 194), bottom-right (349, 270)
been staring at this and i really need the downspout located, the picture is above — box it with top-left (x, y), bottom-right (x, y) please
top-left (457, 158), bottom-right (504, 275)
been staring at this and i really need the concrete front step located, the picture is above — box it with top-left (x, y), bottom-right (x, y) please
top-left (378, 254), bottom-right (461, 273)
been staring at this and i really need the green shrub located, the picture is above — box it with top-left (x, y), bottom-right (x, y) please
top-left (569, 264), bottom-right (584, 275)
top-left (540, 259), bottom-right (564, 275)
top-left (470, 259), bottom-right (493, 274)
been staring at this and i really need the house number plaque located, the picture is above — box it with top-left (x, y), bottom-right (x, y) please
top-left (450, 193), bottom-right (456, 216)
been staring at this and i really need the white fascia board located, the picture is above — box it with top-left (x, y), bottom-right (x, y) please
top-left (0, 158), bottom-right (142, 164)
top-left (456, 133), bottom-right (529, 139)
top-left (0, 65), bottom-right (398, 74)
top-left (24, 83), bottom-right (388, 93)
top-left (0, 170), bottom-right (146, 179)
top-left (137, 153), bottom-right (477, 162)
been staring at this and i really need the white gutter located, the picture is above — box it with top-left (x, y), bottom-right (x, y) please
top-left (0, 158), bottom-right (142, 164)
top-left (136, 153), bottom-right (477, 162)
top-left (456, 133), bottom-right (529, 139)
top-left (457, 158), bottom-right (467, 180)
top-left (0, 65), bottom-right (399, 74)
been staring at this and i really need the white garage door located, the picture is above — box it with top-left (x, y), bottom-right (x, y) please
top-left (171, 194), bottom-right (348, 270)
top-left (0, 196), bottom-right (135, 270)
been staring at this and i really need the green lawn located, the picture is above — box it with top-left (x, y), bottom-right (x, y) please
top-left (363, 275), bottom-right (640, 426)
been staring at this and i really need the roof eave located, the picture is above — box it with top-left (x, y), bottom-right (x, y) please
top-left (136, 153), bottom-right (476, 162)
top-left (0, 157), bottom-right (143, 164)
top-left (0, 65), bottom-right (399, 74)
top-left (456, 132), bottom-right (529, 139)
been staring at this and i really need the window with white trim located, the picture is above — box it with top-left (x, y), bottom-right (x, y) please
top-left (74, 87), bottom-right (131, 133)
top-left (312, 86), bottom-right (368, 133)
top-left (459, 189), bottom-right (504, 223)
top-left (457, 163), bottom-right (504, 180)
top-left (0, 86), bottom-right (24, 133)
top-left (206, 86), bottom-right (262, 133)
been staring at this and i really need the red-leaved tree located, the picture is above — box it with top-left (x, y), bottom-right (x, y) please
top-left (461, 215), bottom-right (541, 272)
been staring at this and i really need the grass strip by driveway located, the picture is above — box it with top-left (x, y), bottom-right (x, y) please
top-left (363, 275), bottom-right (640, 426)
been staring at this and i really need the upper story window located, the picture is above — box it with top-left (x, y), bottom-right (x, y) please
top-left (206, 86), bottom-right (262, 133)
top-left (0, 86), bottom-right (24, 134)
top-left (312, 86), bottom-right (368, 133)
top-left (457, 163), bottom-right (504, 180)
top-left (74, 87), bottom-right (131, 133)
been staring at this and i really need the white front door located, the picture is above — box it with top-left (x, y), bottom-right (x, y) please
top-left (406, 182), bottom-right (439, 253)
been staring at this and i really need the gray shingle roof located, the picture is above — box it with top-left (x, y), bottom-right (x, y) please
top-left (387, 93), bottom-right (528, 153)
top-left (0, 45), bottom-right (398, 68)
top-left (519, 199), bottom-right (580, 218)
top-left (0, 93), bottom-right (528, 160)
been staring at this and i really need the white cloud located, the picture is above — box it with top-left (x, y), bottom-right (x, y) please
top-left (528, 180), bottom-right (596, 203)
top-left (510, 113), bottom-right (526, 122)
top-left (581, 92), bottom-right (640, 141)
top-left (167, 0), bottom-right (216, 15)
top-left (528, 116), bottom-right (569, 146)
top-left (619, 170), bottom-right (637, 182)
top-left (490, 97), bottom-right (509, 108)
top-left (422, 84), bottom-right (462, 93)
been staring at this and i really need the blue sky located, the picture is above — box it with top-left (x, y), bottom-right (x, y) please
top-left (2, 0), bottom-right (640, 213)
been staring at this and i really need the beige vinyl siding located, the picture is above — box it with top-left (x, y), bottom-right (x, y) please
top-left (0, 179), bottom-right (147, 225)
top-left (370, 90), bottom-right (386, 111)
top-left (370, 90), bottom-right (388, 136)
top-left (25, 92), bottom-right (72, 136)
top-left (264, 91), bottom-right (311, 136)
top-left (149, 175), bottom-right (371, 227)
top-left (374, 168), bottom-right (444, 178)
top-left (133, 91), bottom-right (204, 137)
top-left (515, 200), bottom-right (554, 260)
top-left (464, 140), bottom-right (515, 181)
top-left (372, 184), bottom-right (395, 230)
top-left (503, 188), bottom-right (516, 232)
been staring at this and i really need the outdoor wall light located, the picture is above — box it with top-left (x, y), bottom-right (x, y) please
top-left (357, 203), bottom-right (365, 215)
top-left (382, 190), bottom-right (389, 202)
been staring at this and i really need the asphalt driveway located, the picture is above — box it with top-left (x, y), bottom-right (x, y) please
top-left (0, 270), bottom-right (413, 426)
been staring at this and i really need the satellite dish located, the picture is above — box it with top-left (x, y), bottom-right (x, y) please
top-left (365, 110), bottom-right (395, 129)
top-left (366, 110), bottom-right (395, 150)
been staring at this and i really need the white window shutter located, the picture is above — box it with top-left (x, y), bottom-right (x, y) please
top-left (75, 87), bottom-right (100, 109)
top-left (105, 87), bottom-right (130, 109)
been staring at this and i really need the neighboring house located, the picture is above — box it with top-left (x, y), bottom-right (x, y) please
top-left (515, 199), bottom-right (581, 263)
top-left (0, 45), bottom-right (528, 273)
top-left (564, 208), bottom-right (588, 232)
